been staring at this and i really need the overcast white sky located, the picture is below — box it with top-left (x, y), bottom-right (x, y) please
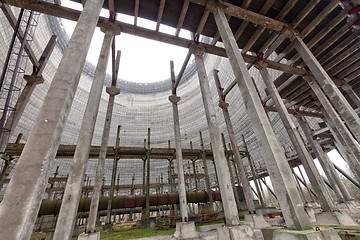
top-left (62, 0), bottom-right (189, 83)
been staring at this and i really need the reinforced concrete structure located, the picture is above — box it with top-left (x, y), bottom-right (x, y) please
top-left (0, 0), bottom-right (359, 239)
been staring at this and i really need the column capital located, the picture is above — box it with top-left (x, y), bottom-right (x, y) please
top-left (189, 43), bottom-right (205, 57)
top-left (218, 99), bottom-right (229, 109)
top-left (23, 75), bottom-right (44, 85)
top-left (100, 21), bottom-right (121, 36)
top-left (106, 86), bottom-right (120, 96)
top-left (169, 94), bottom-right (180, 103)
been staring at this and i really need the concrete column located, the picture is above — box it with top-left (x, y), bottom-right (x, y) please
top-left (259, 67), bottom-right (336, 211)
top-left (143, 129), bottom-right (151, 221)
top-left (298, 118), bottom-right (353, 202)
top-left (192, 47), bottom-right (240, 226)
top-left (212, 5), bottom-right (312, 230)
top-left (169, 93), bottom-right (189, 222)
top-left (0, 1), bottom-right (104, 238)
top-left (192, 160), bottom-right (199, 192)
top-left (309, 80), bottom-right (360, 182)
top-left (86, 85), bottom-right (120, 233)
top-left (246, 149), bottom-right (265, 208)
top-left (342, 83), bottom-right (360, 110)
top-left (291, 168), bottom-right (307, 203)
top-left (199, 131), bottom-right (213, 208)
top-left (53, 32), bottom-right (114, 239)
top-left (292, 35), bottom-right (360, 143)
top-left (213, 70), bottom-right (256, 213)
top-left (221, 133), bottom-right (241, 212)
top-left (106, 125), bottom-right (121, 224)
top-left (297, 166), bottom-right (316, 202)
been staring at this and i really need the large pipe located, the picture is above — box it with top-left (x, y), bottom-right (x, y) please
top-left (39, 191), bottom-right (226, 216)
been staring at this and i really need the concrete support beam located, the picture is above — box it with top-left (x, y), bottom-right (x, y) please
top-left (298, 118), bottom-right (353, 202)
top-left (341, 83), bottom-right (360, 110)
top-left (169, 61), bottom-right (189, 222)
top-left (53, 32), bottom-right (113, 239)
top-left (259, 67), bottom-right (336, 212)
top-left (192, 46), bottom-right (240, 226)
top-left (0, 0), bottom-right (104, 238)
top-left (86, 85), bottom-right (120, 233)
top-left (199, 131), bottom-right (214, 208)
top-left (293, 35), bottom-right (360, 143)
top-left (309, 80), bottom-right (360, 183)
top-left (212, 6), bottom-right (312, 230)
top-left (106, 125), bottom-right (121, 224)
top-left (213, 70), bottom-right (257, 214)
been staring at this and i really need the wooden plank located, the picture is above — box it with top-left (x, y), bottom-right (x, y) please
top-left (155, 0), bottom-right (165, 31)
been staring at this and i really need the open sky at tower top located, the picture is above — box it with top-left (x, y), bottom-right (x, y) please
top-left (61, 1), bottom-right (351, 175)
top-left (62, 0), bottom-right (190, 84)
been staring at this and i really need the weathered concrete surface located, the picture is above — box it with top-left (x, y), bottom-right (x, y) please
top-left (212, 5), bottom-right (312, 230)
top-left (315, 211), bottom-right (358, 226)
top-left (87, 86), bottom-right (120, 233)
top-left (169, 94), bottom-right (189, 222)
top-left (78, 232), bottom-right (100, 240)
top-left (217, 225), bottom-right (256, 240)
top-left (173, 222), bottom-right (200, 239)
top-left (53, 33), bottom-right (113, 240)
top-left (193, 46), bottom-right (240, 226)
top-left (244, 214), bottom-right (270, 229)
top-left (269, 228), bottom-right (341, 240)
top-left (0, 0), bottom-right (104, 239)
top-left (293, 35), bottom-right (360, 143)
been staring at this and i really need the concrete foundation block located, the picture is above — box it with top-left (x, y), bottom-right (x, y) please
top-left (199, 223), bottom-right (223, 232)
top-left (173, 221), bottom-right (200, 239)
top-left (216, 225), bottom-right (256, 240)
top-left (78, 232), bottom-right (100, 240)
top-left (45, 231), bottom-right (54, 240)
top-left (315, 211), bottom-right (358, 226)
top-left (269, 228), bottom-right (341, 240)
top-left (244, 214), bottom-right (270, 229)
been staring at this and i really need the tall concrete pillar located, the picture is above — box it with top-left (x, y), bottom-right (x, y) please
top-left (292, 35), bottom-right (360, 143)
top-left (291, 168), bottom-right (307, 203)
top-left (169, 70), bottom-right (189, 222)
top-left (309, 80), bottom-right (360, 183)
top-left (221, 133), bottom-right (241, 211)
top-left (53, 31), bottom-right (114, 239)
top-left (191, 159), bottom-right (199, 191)
top-left (199, 131), bottom-right (213, 208)
top-left (106, 125), bottom-right (121, 224)
top-left (192, 46), bottom-right (240, 226)
top-left (0, 1), bottom-right (104, 238)
top-left (86, 85), bottom-right (120, 233)
top-left (298, 118), bottom-right (353, 202)
top-left (169, 62), bottom-right (199, 239)
top-left (259, 67), bottom-right (336, 211)
top-left (212, 5), bottom-right (312, 230)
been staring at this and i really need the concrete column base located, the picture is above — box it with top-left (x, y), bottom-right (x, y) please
top-left (315, 211), bottom-right (358, 226)
top-left (44, 231), bottom-right (54, 240)
top-left (216, 225), bottom-right (256, 240)
top-left (337, 201), bottom-right (360, 214)
top-left (304, 205), bottom-right (317, 223)
top-left (173, 221), bottom-right (200, 239)
top-left (262, 227), bottom-right (341, 240)
top-left (78, 232), bottom-right (100, 240)
top-left (244, 214), bottom-right (270, 229)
